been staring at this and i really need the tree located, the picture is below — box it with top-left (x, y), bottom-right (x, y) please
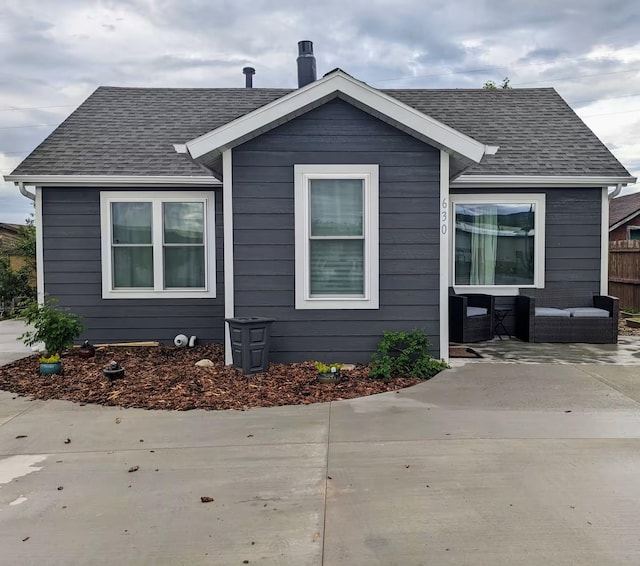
top-left (483, 77), bottom-right (512, 89)
top-left (0, 214), bottom-right (37, 312)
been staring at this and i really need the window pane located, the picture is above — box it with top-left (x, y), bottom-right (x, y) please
top-left (113, 247), bottom-right (153, 287)
top-left (164, 247), bottom-right (205, 288)
top-left (310, 240), bottom-right (364, 295)
top-left (112, 202), bottom-right (152, 244)
top-left (310, 179), bottom-right (363, 236)
top-left (164, 202), bottom-right (204, 244)
top-left (454, 203), bottom-right (535, 285)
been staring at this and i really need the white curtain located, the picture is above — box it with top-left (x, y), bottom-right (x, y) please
top-left (470, 205), bottom-right (498, 285)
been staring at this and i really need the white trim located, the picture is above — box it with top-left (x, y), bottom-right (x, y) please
top-left (610, 209), bottom-right (640, 232)
top-left (35, 187), bottom-right (44, 304)
top-left (439, 152), bottom-right (450, 362)
top-left (294, 164), bottom-right (379, 310)
top-left (172, 144), bottom-right (188, 154)
top-left (452, 174), bottom-right (636, 188)
top-left (222, 150), bottom-right (234, 366)
top-left (99, 191), bottom-right (216, 299)
top-left (601, 187), bottom-right (609, 295)
top-left (186, 71), bottom-right (494, 164)
top-left (3, 175), bottom-right (221, 187)
top-left (449, 193), bottom-right (546, 292)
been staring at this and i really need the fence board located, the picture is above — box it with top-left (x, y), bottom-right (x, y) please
top-left (609, 241), bottom-right (640, 310)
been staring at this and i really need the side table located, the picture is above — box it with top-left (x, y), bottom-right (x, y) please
top-left (493, 308), bottom-right (512, 340)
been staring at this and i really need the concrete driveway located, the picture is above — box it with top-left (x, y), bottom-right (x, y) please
top-left (1, 325), bottom-right (640, 564)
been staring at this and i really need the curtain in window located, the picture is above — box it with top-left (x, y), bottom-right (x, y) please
top-left (309, 179), bottom-right (364, 295)
top-left (163, 202), bottom-right (205, 288)
top-left (111, 202), bottom-right (153, 288)
top-left (470, 205), bottom-right (498, 285)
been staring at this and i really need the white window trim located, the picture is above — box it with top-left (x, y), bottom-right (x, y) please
top-left (450, 193), bottom-right (545, 295)
top-left (294, 164), bottom-right (379, 309)
top-left (100, 191), bottom-right (216, 299)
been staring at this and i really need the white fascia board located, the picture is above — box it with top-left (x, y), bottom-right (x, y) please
top-left (610, 210), bottom-right (640, 231)
top-left (452, 174), bottom-right (637, 188)
top-left (3, 175), bottom-right (221, 187)
top-left (186, 71), bottom-right (491, 163)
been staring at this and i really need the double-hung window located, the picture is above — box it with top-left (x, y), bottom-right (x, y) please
top-left (450, 193), bottom-right (545, 293)
top-left (294, 164), bottom-right (379, 309)
top-left (100, 191), bottom-right (216, 298)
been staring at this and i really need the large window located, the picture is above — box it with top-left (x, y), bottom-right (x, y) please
top-left (294, 164), bottom-right (379, 309)
top-left (100, 191), bottom-right (216, 298)
top-left (451, 194), bottom-right (545, 291)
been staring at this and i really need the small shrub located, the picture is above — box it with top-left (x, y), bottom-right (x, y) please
top-left (19, 298), bottom-right (83, 356)
top-left (314, 361), bottom-right (342, 374)
top-left (369, 329), bottom-right (448, 380)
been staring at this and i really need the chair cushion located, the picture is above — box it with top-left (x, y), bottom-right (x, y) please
top-left (467, 306), bottom-right (488, 317)
top-left (564, 307), bottom-right (610, 318)
top-left (535, 307), bottom-right (570, 317)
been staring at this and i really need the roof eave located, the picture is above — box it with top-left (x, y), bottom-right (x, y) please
top-left (451, 174), bottom-right (637, 188)
top-left (3, 174), bottom-right (222, 187)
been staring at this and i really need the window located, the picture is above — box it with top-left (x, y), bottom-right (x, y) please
top-left (295, 164), bottom-right (379, 309)
top-left (628, 227), bottom-right (640, 241)
top-left (100, 191), bottom-right (216, 298)
top-left (451, 194), bottom-right (545, 292)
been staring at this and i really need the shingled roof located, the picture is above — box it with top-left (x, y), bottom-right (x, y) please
top-left (9, 85), bottom-right (631, 179)
top-left (610, 192), bottom-right (640, 228)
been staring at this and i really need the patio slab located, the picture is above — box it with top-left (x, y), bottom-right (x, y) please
top-left (323, 439), bottom-right (640, 566)
top-left (456, 335), bottom-right (640, 365)
top-left (1, 444), bottom-right (326, 566)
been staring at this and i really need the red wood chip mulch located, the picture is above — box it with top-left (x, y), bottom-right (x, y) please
top-left (0, 343), bottom-right (421, 411)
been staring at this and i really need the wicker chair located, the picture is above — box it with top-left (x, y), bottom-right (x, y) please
top-left (514, 286), bottom-right (618, 343)
top-left (449, 288), bottom-right (495, 343)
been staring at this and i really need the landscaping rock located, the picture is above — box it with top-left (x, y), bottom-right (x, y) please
top-left (195, 359), bottom-right (215, 368)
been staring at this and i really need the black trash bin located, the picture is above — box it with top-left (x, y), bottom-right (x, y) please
top-left (225, 317), bottom-right (275, 374)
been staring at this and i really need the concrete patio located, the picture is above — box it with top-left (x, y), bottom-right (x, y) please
top-left (1, 320), bottom-right (640, 564)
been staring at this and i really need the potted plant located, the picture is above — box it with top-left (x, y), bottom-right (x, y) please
top-left (314, 361), bottom-right (343, 384)
top-left (19, 299), bottom-right (84, 374)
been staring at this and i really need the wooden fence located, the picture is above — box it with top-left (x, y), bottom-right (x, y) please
top-left (609, 240), bottom-right (640, 310)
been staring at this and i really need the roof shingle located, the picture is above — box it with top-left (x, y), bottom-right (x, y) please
top-left (10, 85), bottom-right (631, 178)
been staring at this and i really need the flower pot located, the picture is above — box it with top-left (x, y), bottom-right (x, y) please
top-left (40, 361), bottom-right (62, 375)
top-left (78, 347), bottom-right (95, 358)
top-left (103, 367), bottom-right (125, 381)
top-left (317, 372), bottom-right (342, 384)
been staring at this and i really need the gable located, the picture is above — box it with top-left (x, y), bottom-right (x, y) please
top-left (185, 70), bottom-right (497, 178)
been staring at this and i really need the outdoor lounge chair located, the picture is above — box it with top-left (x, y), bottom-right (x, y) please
top-left (449, 288), bottom-right (495, 343)
top-left (514, 286), bottom-right (619, 343)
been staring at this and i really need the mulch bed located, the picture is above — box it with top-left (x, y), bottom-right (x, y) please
top-left (0, 343), bottom-right (422, 411)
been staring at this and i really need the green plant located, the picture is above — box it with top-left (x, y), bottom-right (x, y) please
top-left (19, 299), bottom-right (83, 357)
top-left (39, 353), bottom-right (61, 364)
top-left (314, 361), bottom-right (342, 374)
top-left (369, 329), bottom-right (448, 380)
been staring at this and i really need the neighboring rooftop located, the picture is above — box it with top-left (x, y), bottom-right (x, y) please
top-left (610, 192), bottom-right (640, 228)
top-left (9, 85), bottom-right (632, 179)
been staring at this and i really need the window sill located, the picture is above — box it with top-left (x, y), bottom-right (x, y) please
top-left (102, 289), bottom-right (216, 300)
top-left (453, 285), bottom-right (541, 296)
top-left (295, 297), bottom-right (379, 310)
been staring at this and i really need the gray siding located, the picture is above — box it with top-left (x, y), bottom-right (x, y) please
top-left (232, 99), bottom-right (441, 363)
top-left (42, 187), bottom-right (225, 344)
top-left (451, 187), bottom-right (603, 334)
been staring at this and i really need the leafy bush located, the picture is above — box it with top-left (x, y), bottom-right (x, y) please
top-left (0, 216), bottom-right (36, 311)
top-left (369, 329), bottom-right (448, 380)
top-left (19, 298), bottom-right (83, 356)
top-left (313, 361), bottom-right (342, 374)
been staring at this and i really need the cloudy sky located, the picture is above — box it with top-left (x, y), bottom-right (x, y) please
top-left (1, 0), bottom-right (640, 223)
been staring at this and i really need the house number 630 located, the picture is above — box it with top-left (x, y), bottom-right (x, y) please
top-left (441, 198), bottom-right (448, 234)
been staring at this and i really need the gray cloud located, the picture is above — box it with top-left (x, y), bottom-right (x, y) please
top-left (0, 0), bottom-right (638, 204)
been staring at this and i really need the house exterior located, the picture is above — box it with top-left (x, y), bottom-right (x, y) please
top-left (4, 43), bottom-right (635, 363)
top-left (609, 192), bottom-right (640, 241)
top-left (0, 223), bottom-right (21, 250)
